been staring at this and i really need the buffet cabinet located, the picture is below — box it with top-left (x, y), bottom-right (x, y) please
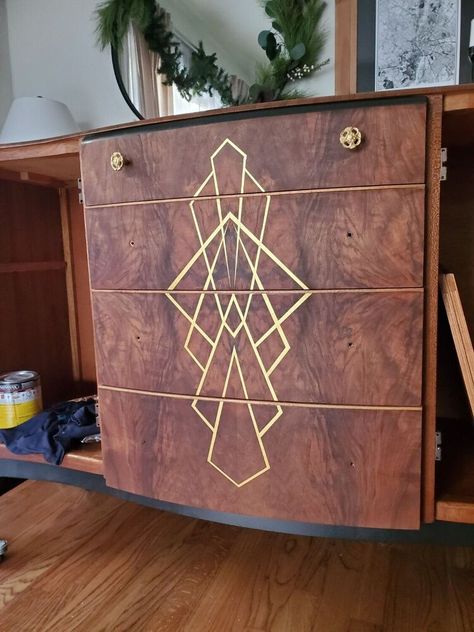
top-left (79, 96), bottom-right (434, 530)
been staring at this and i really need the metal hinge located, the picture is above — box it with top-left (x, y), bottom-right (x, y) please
top-left (440, 148), bottom-right (447, 181)
top-left (77, 178), bottom-right (83, 204)
top-left (0, 539), bottom-right (7, 562)
top-left (435, 431), bottom-right (442, 461)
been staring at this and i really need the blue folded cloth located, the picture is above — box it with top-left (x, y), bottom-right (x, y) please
top-left (0, 398), bottom-right (99, 465)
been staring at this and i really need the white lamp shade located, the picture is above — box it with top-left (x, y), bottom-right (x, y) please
top-left (0, 96), bottom-right (79, 143)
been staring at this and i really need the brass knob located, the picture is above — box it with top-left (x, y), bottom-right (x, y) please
top-left (339, 127), bottom-right (362, 150)
top-left (110, 151), bottom-right (125, 171)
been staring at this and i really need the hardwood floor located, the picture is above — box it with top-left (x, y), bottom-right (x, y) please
top-left (0, 481), bottom-right (473, 631)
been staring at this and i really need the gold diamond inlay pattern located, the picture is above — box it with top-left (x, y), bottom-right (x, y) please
top-left (166, 138), bottom-right (311, 486)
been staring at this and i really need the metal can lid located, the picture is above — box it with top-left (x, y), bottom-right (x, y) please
top-left (0, 371), bottom-right (39, 384)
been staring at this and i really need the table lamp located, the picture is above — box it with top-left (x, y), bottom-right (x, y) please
top-left (0, 96), bottom-right (79, 144)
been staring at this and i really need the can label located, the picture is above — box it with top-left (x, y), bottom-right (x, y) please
top-left (0, 385), bottom-right (42, 429)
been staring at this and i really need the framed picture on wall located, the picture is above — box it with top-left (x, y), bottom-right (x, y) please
top-left (357, 0), bottom-right (474, 91)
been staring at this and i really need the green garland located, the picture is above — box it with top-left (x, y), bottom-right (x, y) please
top-left (251, 0), bottom-right (329, 101)
top-left (96, 0), bottom-right (328, 106)
top-left (96, 0), bottom-right (235, 105)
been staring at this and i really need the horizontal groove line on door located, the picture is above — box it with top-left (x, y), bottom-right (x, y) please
top-left (99, 384), bottom-right (423, 412)
top-left (84, 183), bottom-right (426, 210)
top-left (91, 287), bottom-right (424, 295)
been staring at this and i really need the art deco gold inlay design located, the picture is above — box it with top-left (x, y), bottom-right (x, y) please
top-left (166, 138), bottom-right (311, 486)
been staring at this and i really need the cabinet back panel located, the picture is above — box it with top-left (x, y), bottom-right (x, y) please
top-left (92, 290), bottom-right (423, 406)
top-left (0, 271), bottom-right (73, 405)
top-left (0, 180), bottom-right (62, 263)
top-left (0, 179), bottom-right (74, 405)
top-left (86, 188), bottom-right (425, 291)
top-left (99, 388), bottom-right (422, 529)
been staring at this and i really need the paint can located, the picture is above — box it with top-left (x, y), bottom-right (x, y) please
top-left (0, 371), bottom-right (42, 429)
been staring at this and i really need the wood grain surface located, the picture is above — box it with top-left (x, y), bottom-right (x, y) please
top-left (99, 388), bottom-right (422, 529)
top-left (0, 179), bottom-right (74, 405)
top-left (81, 102), bottom-right (426, 206)
top-left (86, 188), bottom-right (425, 291)
top-left (421, 95), bottom-right (442, 523)
top-left (440, 274), bottom-right (474, 417)
top-left (0, 180), bottom-right (62, 264)
top-left (0, 443), bottom-right (103, 475)
top-left (0, 271), bottom-right (74, 405)
top-left (65, 186), bottom-right (97, 391)
top-left (92, 290), bottom-right (423, 407)
top-left (2, 481), bottom-right (473, 631)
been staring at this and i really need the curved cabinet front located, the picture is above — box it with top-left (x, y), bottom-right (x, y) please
top-left (99, 388), bottom-right (422, 530)
top-left (81, 96), bottom-right (427, 530)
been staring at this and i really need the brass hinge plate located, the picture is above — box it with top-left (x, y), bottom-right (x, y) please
top-left (435, 431), bottom-right (442, 461)
top-left (440, 148), bottom-right (447, 181)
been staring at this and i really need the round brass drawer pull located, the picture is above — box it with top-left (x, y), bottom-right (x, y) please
top-left (110, 151), bottom-right (125, 171)
top-left (339, 126), bottom-right (362, 150)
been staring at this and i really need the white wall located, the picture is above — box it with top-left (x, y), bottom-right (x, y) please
top-left (0, 0), bottom-right (13, 127)
top-left (4, 0), bottom-right (335, 132)
top-left (6, 0), bottom-right (134, 130)
top-left (161, 0), bottom-right (335, 96)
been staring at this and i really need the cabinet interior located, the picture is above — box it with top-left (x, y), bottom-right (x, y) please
top-left (434, 107), bottom-right (474, 523)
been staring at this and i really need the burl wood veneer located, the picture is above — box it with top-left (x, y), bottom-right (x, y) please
top-left (81, 97), bottom-right (429, 529)
top-left (92, 290), bottom-right (423, 406)
top-left (81, 101), bottom-right (426, 206)
top-left (86, 188), bottom-right (425, 290)
top-left (98, 388), bottom-right (422, 529)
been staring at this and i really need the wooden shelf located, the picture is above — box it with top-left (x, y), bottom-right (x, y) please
top-left (436, 420), bottom-right (474, 523)
top-left (0, 134), bottom-right (81, 183)
top-left (0, 442), bottom-right (103, 476)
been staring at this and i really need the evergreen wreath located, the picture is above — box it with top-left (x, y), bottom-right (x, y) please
top-left (96, 0), bottom-right (235, 105)
top-left (96, 0), bottom-right (328, 106)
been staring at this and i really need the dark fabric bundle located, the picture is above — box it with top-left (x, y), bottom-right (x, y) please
top-left (0, 398), bottom-right (99, 465)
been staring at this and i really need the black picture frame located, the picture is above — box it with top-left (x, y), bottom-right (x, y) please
top-left (357, 0), bottom-right (474, 92)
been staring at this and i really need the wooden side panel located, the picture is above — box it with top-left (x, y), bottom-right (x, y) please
top-left (335, 0), bottom-right (358, 95)
top-left (99, 388), bottom-right (422, 529)
top-left (81, 103), bottom-right (427, 206)
top-left (67, 187), bottom-right (96, 389)
top-left (0, 442), bottom-right (103, 475)
top-left (92, 290), bottom-right (423, 406)
top-left (421, 95), bottom-right (442, 523)
top-left (86, 188), bottom-right (425, 291)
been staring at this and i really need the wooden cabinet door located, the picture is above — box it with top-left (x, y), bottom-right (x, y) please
top-left (82, 98), bottom-right (427, 530)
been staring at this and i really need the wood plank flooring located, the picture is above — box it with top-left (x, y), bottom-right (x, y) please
top-left (0, 481), bottom-right (473, 631)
